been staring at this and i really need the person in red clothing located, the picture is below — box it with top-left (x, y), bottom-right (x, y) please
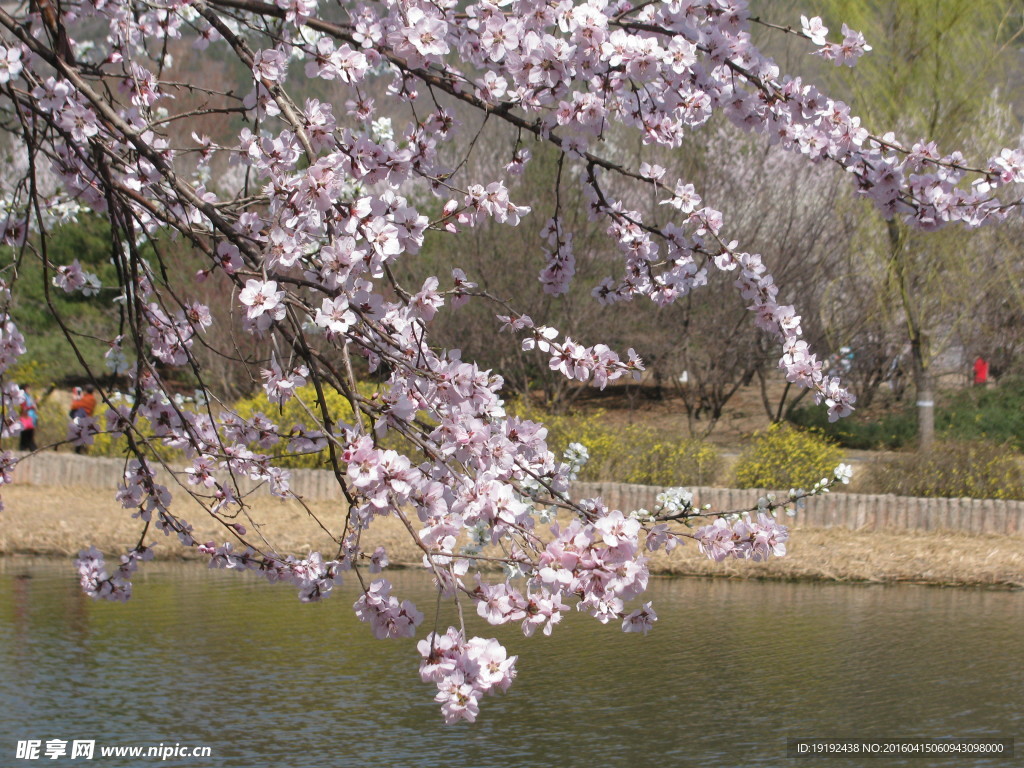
top-left (69, 385), bottom-right (97, 454)
top-left (973, 356), bottom-right (989, 386)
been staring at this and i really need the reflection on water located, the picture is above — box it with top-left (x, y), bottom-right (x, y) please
top-left (0, 560), bottom-right (1020, 768)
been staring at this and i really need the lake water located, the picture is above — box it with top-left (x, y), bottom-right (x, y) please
top-left (0, 560), bottom-right (1020, 767)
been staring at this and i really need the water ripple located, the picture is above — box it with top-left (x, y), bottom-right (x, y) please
top-left (0, 561), bottom-right (1020, 768)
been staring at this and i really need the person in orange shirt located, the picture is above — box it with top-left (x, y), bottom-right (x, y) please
top-left (69, 385), bottom-right (97, 418)
top-left (80, 385), bottom-right (96, 417)
top-left (69, 385), bottom-right (97, 454)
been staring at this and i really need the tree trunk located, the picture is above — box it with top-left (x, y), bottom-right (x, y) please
top-left (887, 218), bottom-right (934, 452)
top-left (911, 333), bottom-right (935, 451)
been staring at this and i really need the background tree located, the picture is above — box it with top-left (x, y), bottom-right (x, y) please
top-left (396, 139), bottom-right (630, 412)
top-left (636, 122), bottom-right (856, 434)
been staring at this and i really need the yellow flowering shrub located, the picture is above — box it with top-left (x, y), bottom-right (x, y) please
top-left (86, 401), bottom-right (121, 457)
top-left (88, 400), bottom-right (186, 462)
top-left (88, 383), bottom-right (380, 467)
top-left (83, 388), bottom-right (720, 487)
top-left (510, 401), bottom-right (721, 486)
top-left (732, 423), bottom-right (844, 490)
top-left (865, 440), bottom-right (1024, 499)
top-left (231, 381), bottom-right (391, 468)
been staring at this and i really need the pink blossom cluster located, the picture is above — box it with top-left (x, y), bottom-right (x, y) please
top-left (520, 320), bottom-right (644, 388)
top-left (802, 17), bottom-right (872, 67)
top-left (116, 459), bottom-right (172, 522)
top-left (52, 259), bottom-right (101, 296)
top-left (0, 318), bottom-right (25, 373)
top-left (469, 506), bottom-right (653, 633)
top-left (693, 513), bottom-right (790, 562)
top-left (66, 414), bottom-right (99, 447)
top-left (0, 450), bottom-right (16, 487)
top-left (75, 545), bottom-right (153, 602)
top-left (474, 579), bottom-right (570, 638)
top-left (199, 542), bottom-right (346, 602)
top-left (417, 628), bottom-right (517, 723)
top-left (353, 578), bottom-right (424, 638)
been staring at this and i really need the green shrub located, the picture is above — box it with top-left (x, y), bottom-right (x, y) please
top-left (787, 402), bottom-right (917, 450)
top-left (935, 378), bottom-right (1024, 451)
top-left (8, 360), bottom-right (49, 390)
top-left (5, 215), bottom-right (129, 387)
top-left (790, 378), bottom-right (1024, 451)
top-left (510, 402), bottom-right (721, 486)
top-left (864, 440), bottom-right (1024, 499)
top-left (732, 423), bottom-right (844, 490)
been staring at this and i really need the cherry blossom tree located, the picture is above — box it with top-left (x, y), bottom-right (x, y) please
top-left (0, 0), bottom-right (1020, 722)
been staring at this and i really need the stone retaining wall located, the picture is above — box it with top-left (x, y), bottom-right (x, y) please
top-left (12, 452), bottom-right (1024, 535)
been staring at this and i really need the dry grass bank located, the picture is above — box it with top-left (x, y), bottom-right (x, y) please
top-left (1, 485), bottom-right (1022, 588)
